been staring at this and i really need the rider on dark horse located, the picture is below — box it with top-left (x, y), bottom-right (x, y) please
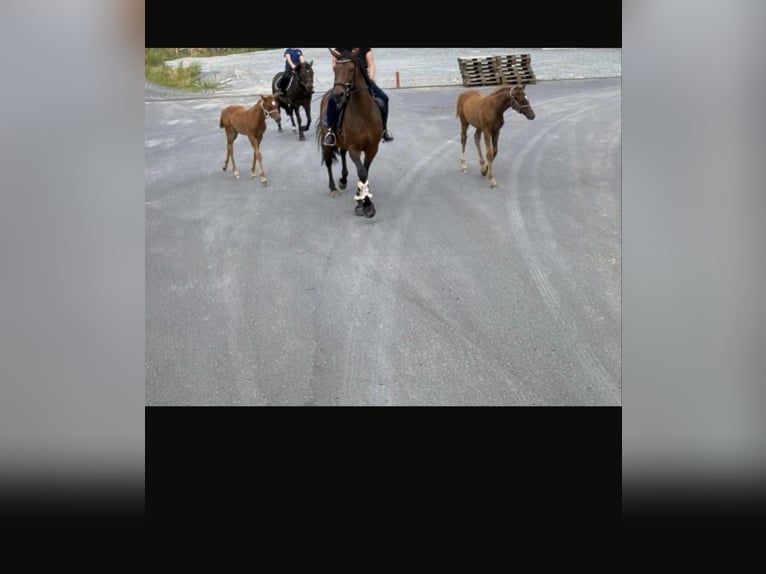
top-left (278, 48), bottom-right (305, 95)
top-left (323, 47), bottom-right (394, 146)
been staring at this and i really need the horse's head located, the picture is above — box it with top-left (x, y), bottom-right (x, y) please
top-left (296, 60), bottom-right (314, 94)
top-left (260, 94), bottom-right (282, 123)
top-left (329, 48), bottom-right (360, 106)
top-left (511, 85), bottom-right (535, 120)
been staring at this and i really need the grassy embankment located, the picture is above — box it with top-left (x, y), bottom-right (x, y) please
top-left (145, 48), bottom-right (271, 91)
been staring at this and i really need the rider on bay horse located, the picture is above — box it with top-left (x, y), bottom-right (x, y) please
top-left (323, 47), bottom-right (394, 146)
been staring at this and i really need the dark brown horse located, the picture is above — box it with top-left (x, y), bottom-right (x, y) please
top-left (271, 61), bottom-right (315, 141)
top-left (456, 84), bottom-right (535, 188)
top-left (219, 94), bottom-right (281, 185)
top-left (316, 48), bottom-right (383, 218)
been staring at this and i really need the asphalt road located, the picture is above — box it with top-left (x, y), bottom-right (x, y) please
top-left (145, 77), bottom-right (621, 405)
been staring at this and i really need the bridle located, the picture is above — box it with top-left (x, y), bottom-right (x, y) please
top-left (260, 98), bottom-right (280, 119)
top-left (510, 88), bottom-right (532, 112)
top-left (332, 57), bottom-right (365, 100)
top-left (294, 64), bottom-right (314, 95)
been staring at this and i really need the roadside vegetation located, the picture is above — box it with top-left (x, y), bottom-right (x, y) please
top-left (145, 48), bottom-right (271, 91)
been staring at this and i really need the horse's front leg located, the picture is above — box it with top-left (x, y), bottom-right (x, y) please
top-left (349, 150), bottom-right (375, 218)
top-left (302, 103), bottom-right (312, 133)
top-left (295, 107), bottom-right (306, 141)
top-left (339, 149), bottom-right (349, 191)
top-left (288, 105), bottom-right (297, 133)
top-left (249, 135), bottom-right (267, 186)
top-left (484, 131), bottom-right (497, 188)
top-left (223, 131), bottom-right (240, 178)
top-left (473, 128), bottom-right (487, 177)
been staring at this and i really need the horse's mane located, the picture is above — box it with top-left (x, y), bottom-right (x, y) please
top-left (490, 85), bottom-right (518, 97)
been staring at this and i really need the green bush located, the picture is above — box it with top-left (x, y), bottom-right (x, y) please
top-left (144, 48), bottom-right (270, 92)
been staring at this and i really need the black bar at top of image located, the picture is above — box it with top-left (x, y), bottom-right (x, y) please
top-left (145, 2), bottom-right (621, 48)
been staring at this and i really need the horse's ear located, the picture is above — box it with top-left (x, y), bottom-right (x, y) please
top-left (329, 48), bottom-right (341, 59)
top-left (309, 60), bottom-right (313, 67)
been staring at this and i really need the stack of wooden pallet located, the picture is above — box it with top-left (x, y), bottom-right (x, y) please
top-left (458, 54), bottom-right (537, 87)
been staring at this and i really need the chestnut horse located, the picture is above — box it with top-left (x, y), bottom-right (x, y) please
top-left (219, 94), bottom-right (281, 185)
top-left (316, 48), bottom-right (383, 218)
top-left (271, 61), bottom-right (315, 141)
top-left (456, 84), bottom-right (535, 188)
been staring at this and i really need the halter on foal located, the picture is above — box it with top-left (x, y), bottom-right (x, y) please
top-left (316, 48), bottom-right (383, 218)
top-left (456, 84), bottom-right (535, 188)
top-left (219, 94), bottom-right (281, 185)
top-left (271, 61), bottom-right (315, 141)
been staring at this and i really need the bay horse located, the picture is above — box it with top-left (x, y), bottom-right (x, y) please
top-left (456, 84), bottom-right (535, 188)
top-left (219, 94), bottom-right (281, 185)
top-left (316, 48), bottom-right (383, 218)
top-left (271, 61), bottom-right (314, 141)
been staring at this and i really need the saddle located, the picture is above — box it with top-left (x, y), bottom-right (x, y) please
top-left (331, 96), bottom-right (385, 135)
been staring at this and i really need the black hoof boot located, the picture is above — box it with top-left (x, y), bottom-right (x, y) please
top-left (362, 198), bottom-right (376, 218)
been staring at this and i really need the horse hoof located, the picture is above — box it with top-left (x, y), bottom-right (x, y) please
top-left (329, 189), bottom-right (341, 198)
top-left (339, 182), bottom-right (347, 191)
top-left (355, 204), bottom-right (365, 216)
top-left (234, 172), bottom-right (240, 179)
top-left (261, 179), bottom-right (268, 186)
top-left (363, 203), bottom-right (376, 218)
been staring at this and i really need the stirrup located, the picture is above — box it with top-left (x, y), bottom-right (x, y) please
top-left (323, 131), bottom-right (336, 146)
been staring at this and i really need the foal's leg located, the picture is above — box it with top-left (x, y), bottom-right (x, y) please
top-left (484, 130), bottom-right (497, 188)
top-left (459, 120), bottom-right (469, 173)
top-left (473, 128), bottom-right (488, 177)
top-left (223, 129), bottom-right (240, 178)
top-left (248, 134), bottom-right (267, 185)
